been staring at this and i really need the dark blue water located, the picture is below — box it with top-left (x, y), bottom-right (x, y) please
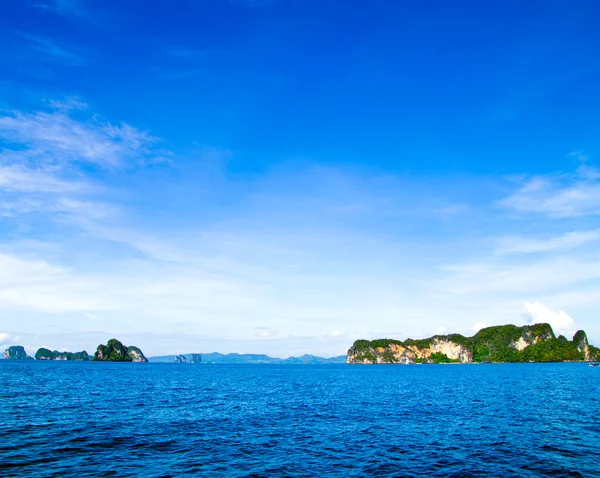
top-left (1, 362), bottom-right (599, 477)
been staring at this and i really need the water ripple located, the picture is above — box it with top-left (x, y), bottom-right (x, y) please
top-left (1, 362), bottom-right (599, 476)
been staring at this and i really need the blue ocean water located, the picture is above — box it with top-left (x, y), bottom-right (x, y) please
top-left (1, 362), bottom-right (599, 477)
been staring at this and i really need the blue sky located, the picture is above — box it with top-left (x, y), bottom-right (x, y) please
top-left (2, 0), bottom-right (600, 357)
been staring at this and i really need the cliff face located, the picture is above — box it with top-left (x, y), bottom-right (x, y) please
top-left (3, 346), bottom-right (33, 360)
top-left (93, 339), bottom-right (147, 362)
top-left (347, 336), bottom-right (472, 364)
top-left (573, 330), bottom-right (591, 361)
top-left (35, 348), bottom-right (89, 361)
top-left (127, 346), bottom-right (148, 363)
top-left (347, 324), bottom-right (599, 364)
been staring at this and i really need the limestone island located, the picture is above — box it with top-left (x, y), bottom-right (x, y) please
top-left (35, 348), bottom-right (89, 361)
top-left (93, 338), bottom-right (148, 362)
top-left (4, 346), bottom-right (33, 360)
top-left (347, 323), bottom-right (600, 364)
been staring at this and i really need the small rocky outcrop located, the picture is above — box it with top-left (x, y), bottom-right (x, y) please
top-left (191, 353), bottom-right (202, 364)
top-left (3, 346), bottom-right (33, 360)
top-left (573, 330), bottom-right (591, 361)
top-left (35, 348), bottom-right (89, 361)
top-left (93, 339), bottom-right (148, 362)
top-left (127, 346), bottom-right (148, 362)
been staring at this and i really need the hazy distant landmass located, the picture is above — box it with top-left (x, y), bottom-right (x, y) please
top-left (149, 352), bottom-right (346, 364)
top-left (347, 323), bottom-right (600, 364)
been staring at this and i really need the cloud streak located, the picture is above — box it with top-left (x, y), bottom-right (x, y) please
top-left (16, 32), bottom-right (84, 63)
top-left (34, 0), bottom-right (88, 18)
top-left (495, 229), bottom-right (600, 254)
top-left (500, 166), bottom-right (600, 217)
top-left (0, 108), bottom-right (159, 168)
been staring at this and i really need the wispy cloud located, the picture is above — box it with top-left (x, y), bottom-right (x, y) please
top-left (47, 96), bottom-right (88, 111)
top-left (15, 32), bottom-right (83, 63)
top-left (439, 256), bottom-right (600, 295)
top-left (157, 69), bottom-right (203, 81)
top-left (0, 165), bottom-right (88, 194)
top-left (0, 106), bottom-right (160, 168)
top-left (170, 49), bottom-right (210, 59)
top-left (499, 165), bottom-right (600, 217)
top-left (0, 100), bottom-right (167, 223)
top-left (434, 204), bottom-right (468, 215)
top-left (495, 229), bottom-right (600, 254)
top-left (33, 0), bottom-right (87, 18)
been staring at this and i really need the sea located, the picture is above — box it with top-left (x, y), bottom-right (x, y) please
top-left (1, 361), bottom-right (599, 477)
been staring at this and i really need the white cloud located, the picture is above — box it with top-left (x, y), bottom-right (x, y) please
top-left (499, 166), bottom-right (600, 217)
top-left (434, 204), bottom-right (468, 215)
top-left (472, 322), bottom-right (491, 333)
top-left (522, 302), bottom-right (576, 337)
top-left (440, 256), bottom-right (600, 295)
top-left (495, 229), bottom-right (600, 254)
top-left (47, 96), bottom-right (88, 111)
top-left (34, 0), bottom-right (87, 17)
top-left (0, 165), bottom-right (87, 193)
top-left (16, 32), bottom-right (83, 63)
top-left (0, 107), bottom-right (159, 168)
top-left (0, 101), bottom-right (168, 221)
top-left (329, 329), bottom-right (346, 338)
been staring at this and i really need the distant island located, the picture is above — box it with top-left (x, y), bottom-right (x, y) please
top-left (347, 323), bottom-right (600, 364)
top-left (93, 339), bottom-right (148, 362)
top-left (149, 352), bottom-right (346, 364)
top-left (2, 343), bottom-right (344, 364)
top-left (2, 339), bottom-right (147, 362)
top-left (35, 348), bottom-right (89, 361)
top-left (4, 346), bottom-right (33, 360)
top-left (5, 325), bottom-right (596, 365)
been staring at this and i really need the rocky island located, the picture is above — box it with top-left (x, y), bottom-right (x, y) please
top-left (93, 339), bottom-right (148, 362)
top-left (347, 323), bottom-right (600, 364)
top-left (3, 346), bottom-right (33, 360)
top-left (34, 348), bottom-right (89, 361)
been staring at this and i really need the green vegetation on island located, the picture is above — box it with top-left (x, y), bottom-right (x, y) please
top-left (93, 339), bottom-right (148, 362)
top-left (34, 348), bottom-right (89, 361)
top-left (347, 323), bottom-right (600, 364)
top-left (3, 346), bottom-right (33, 360)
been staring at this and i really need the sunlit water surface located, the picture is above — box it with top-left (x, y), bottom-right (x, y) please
top-left (2, 362), bottom-right (599, 476)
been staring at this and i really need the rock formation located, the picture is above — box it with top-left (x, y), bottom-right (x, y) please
top-left (191, 353), bottom-right (202, 364)
top-left (3, 346), bottom-right (33, 360)
top-left (347, 324), bottom-right (600, 364)
top-left (126, 346), bottom-right (148, 362)
top-left (573, 330), bottom-right (592, 361)
top-left (34, 348), bottom-right (89, 361)
top-left (93, 339), bottom-right (148, 362)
